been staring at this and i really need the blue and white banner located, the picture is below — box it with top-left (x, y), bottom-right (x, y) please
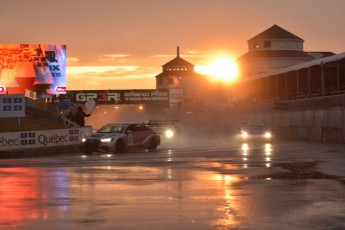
top-left (0, 94), bottom-right (25, 117)
top-left (0, 127), bottom-right (92, 151)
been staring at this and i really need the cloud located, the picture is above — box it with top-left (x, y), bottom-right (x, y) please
top-left (67, 76), bottom-right (156, 90)
top-left (67, 57), bottom-right (80, 63)
top-left (66, 66), bottom-right (157, 90)
top-left (152, 49), bottom-right (206, 59)
top-left (66, 64), bottom-right (159, 90)
top-left (67, 65), bottom-right (138, 77)
top-left (98, 54), bottom-right (131, 61)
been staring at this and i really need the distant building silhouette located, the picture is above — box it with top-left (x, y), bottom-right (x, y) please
top-left (155, 47), bottom-right (208, 104)
top-left (234, 24), bottom-right (345, 103)
top-left (152, 26), bottom-right (344, 108)
top-left (237, 24), bottom-right (315, 78)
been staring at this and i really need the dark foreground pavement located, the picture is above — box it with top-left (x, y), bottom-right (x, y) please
top-left (0, 137), bottom-right (344, 230)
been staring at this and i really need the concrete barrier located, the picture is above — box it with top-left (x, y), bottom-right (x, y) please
top-left (0, 126), bottom-right (92, 158)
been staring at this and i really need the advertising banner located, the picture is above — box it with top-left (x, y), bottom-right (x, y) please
top-left (0, 127), bottom-right (91, 151)
top-left (0, 44), bottom-right (66, 95)
top-left (0, 94), bottom-right (25, 117)
top-left (169, 88), bottom-right (183, 104)
top-left (65, 89), bottom-right (170, 105)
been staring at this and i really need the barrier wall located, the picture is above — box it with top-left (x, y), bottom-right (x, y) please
top-left (181, 106), bottom-right (345, 143)
top-left (0, 126), bottom-right (92, 157)
top-left (247, 108), bottom-right (344, 142)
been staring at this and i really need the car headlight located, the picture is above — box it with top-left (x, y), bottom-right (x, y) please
top-left (101, 138), bottom-right (112, 143)
top-left (264, 132), bottom-right (272, 138)
top-left (165, 129), bottom-right (174, 138)
top-left (242, 131), bottom-right (248, 138)
top-left (82, 138), bottom-right (87, 142)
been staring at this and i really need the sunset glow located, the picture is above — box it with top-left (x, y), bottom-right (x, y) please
top-left (1, 1), bottom-right (344, 91)
top-left (195, 57), bottom-right (238, 83)
top-left (65, 65), bottom-right (157, 90)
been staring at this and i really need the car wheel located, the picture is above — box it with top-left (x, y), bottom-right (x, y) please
top-left (114, 139), bottom-right (125, 153)
top-left (148, 138), bottom-right (158, 151)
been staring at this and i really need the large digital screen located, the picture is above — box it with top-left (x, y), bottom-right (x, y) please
top-left (0, 44), bottom-right (66, 95)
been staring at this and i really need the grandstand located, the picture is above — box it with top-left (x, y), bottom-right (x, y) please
top-left (234, 52), bottom-right (345, 108)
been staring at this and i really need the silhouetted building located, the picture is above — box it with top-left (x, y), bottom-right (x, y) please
top-left (237, 24), bottom-right (315, 78)
top-left (234, 25), bottom-right (345, 103)
top-left (155, 47), bottom-right (208, 104)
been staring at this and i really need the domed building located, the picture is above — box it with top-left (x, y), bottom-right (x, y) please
top-left (237, 24), bottom-right (315, 78)
top-left (233, 24), bottom-right (343, 104)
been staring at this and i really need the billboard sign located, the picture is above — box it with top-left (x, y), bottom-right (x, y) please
top-left (169, 88), bottom-right (183, 104)
top-left (0, 44), bottom-right (66, 95)
top-left (65, 89), bottom-right (170, 104)
top-left (0, 94), bottom-right (25, 117)
top-left (0, 127), bottom-right (92, 151)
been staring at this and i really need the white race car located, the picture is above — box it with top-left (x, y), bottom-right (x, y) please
top-left (147, 119), bottom-right (180, 141)
top-left (240, 123), bottom-right (273, 142)
top-left (82, 123), bottom-right (160, 154)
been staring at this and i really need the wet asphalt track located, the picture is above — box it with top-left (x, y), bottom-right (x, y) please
top-left (0, 137), bottom-right (345, 230)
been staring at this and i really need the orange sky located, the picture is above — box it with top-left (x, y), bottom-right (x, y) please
top-left (1, 0), bottom-right (345, 91)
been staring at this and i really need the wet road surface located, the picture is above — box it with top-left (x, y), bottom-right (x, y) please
top-left (0, 137), bottom-right (345, 230)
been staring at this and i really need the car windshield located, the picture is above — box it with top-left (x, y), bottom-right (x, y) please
top-left (243, 124), bottom-right (268, 131)
top-left (97, 125), bottom-right (126, 133)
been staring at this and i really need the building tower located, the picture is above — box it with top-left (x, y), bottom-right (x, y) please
top-left (155, 47), bottom-right (206, 104)
top-left (237, 24), bottom-right (315, 78)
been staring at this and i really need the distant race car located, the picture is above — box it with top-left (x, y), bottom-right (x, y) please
top-left (240, 123), bottom-right (273, 141)
top-left (82, 123), bottom-right (161, 154)
top-left (147, 119), bottom-right (180, 141)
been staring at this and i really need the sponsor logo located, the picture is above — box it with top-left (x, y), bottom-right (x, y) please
top-left (37, 134), bottom-right (68, 146)
top-left (55, 86), bottom-right (66, 93)
top-left (0, 137), bottom-right (20, 146)
top-left (20, 132), bottom-right (36, 146)
top-left (0, 86), bottom-right (6, 93)
top-left (69, 129), bottom-right (79, 142)
top-left (75, 92), bottom-right (121, 102)
top-left (1, 129), bottom-right (84, 148)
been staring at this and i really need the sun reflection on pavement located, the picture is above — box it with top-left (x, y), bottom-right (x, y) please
top-left (211, 174), bottom-right (241, 229)
top-left (241, 142), bottom-right (274, 168)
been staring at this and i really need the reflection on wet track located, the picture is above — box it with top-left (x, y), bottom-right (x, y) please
top-left (241, 143), bottom-right (273, 168)
top-left (0, 138), bottom-right (345, 229)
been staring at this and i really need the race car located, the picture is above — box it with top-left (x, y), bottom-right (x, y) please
top-left (147, 119), bottom-right (180, 141)
top-left (239, 123), bottom-right (273, 141)
top-left (82, 123), bottom-right (160, 154)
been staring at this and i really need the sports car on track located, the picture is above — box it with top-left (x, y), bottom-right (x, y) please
top-left (82, 123), bottom-right (160, 154)
top-left (147, 119), bottom-right (180, 141)
top-left (240, 123), bottom-right (273, 142)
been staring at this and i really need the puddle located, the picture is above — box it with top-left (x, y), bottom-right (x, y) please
top-left (249, 161), bottom-right (345, 185)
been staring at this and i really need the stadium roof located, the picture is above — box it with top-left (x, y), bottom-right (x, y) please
top-left (248, 24), bottom-right (303, 42)
top-left (251, 52), bottom-right (345, 80)
top-left (237, 50), bottom-right (314, 61)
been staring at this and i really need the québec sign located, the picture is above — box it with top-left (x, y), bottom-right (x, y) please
top-left (0, 128), bottom-right (92, 151)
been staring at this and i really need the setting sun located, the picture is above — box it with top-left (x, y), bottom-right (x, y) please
top-left (195, 57), bottom-right (238, 83)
